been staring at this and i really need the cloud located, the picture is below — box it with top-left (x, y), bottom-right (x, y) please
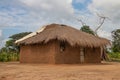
top-left (0, 30), bottom-right (3, 48)
top-left (75, 0), bottom-right (120, 41)
top-left (20, 0), bottom-right (74, 20)
top-left (0, 0), bottom-right (78, 48)
top-left (81, 0), bottom-right (120, 40)
top-left (88, 0), bottom-right (120, 23)
top-left (0, 30), bottom-right (2, 37)
top-left (0, 0), bottom-right (79, 30)
top-left (97, 29), bottom-right (112, 40)
top-left (0, 0), bottom-right (120, 48)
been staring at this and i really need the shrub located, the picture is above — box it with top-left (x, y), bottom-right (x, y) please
top-left (108, 52), bottom-right (120, 58)
top-left (0, 52), bottom-right (19, 62)
top-left (108, 52), bottom-right (120, 62)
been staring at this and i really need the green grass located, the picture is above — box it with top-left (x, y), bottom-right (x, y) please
top-left (0, 52), bottom-right (19, 62)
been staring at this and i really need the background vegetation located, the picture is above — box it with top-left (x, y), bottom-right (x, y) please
top-left (0, 26), bottom-right (120, 62)
top-left (0, 32), bottom-right (31, 62)
top-left (108, 52), bottom-right (120, 62)
top-left (81, 26), bottom-right (120, 61)
top-left (108, 29), bottom-right (120, 62)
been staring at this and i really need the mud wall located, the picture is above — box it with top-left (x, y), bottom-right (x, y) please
top-left (20, 40), bottom-right (101, 64)
top-left (84, 47), bottom-right (101, 63)
top-left (55, 42), bottom-right (80, 64)
top-left (20, 41), bottom-right (56, 63)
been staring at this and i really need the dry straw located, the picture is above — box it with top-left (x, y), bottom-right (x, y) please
top-left (16, 24), bottom-right (110, 47)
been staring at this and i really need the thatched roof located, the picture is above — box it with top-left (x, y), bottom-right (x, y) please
top-left (16, 24), bottom-right (110, 47)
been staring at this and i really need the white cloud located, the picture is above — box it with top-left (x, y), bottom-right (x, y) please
top-left (0, 0), bottom-right (79, 31)
top-left (0, 30), bottom-right (2, 37)
top-left (82, 0), bottom-right (120, 40)
top-left (0, 0), bottom-right (77, 48)
top-left (1, 0), bottom-right (120, 49)
top-left (97, 29), bottom-right (112, 40)
top-left (20, 0), bottom-right (74, 19)
top-left (0, 30), bottom-right (3, 48)
top-left (88, 0), bottom-right (120, 23)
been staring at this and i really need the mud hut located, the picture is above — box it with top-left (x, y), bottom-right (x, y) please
top-left (16, 24), bottom-right (110, 64)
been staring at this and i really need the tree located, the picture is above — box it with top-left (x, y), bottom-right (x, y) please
top-left (77, 13), bottom-right (109, 36)
top-left (77, 15), bottom-right (109, 60)
top-left (112, 29), bottom-right (120, 52)
top-left (9, 32), bottom-right (32, 41)
top-left (77, 19), bottom-right (95, 35)
top-left (4, 32), bottom-right (32, 53)
top-left (94, 13), bottom-right (109, 36)
top-left (80, 25), bottom-right (95, 35)
top-left (0, 47), bottom-right (8, 53)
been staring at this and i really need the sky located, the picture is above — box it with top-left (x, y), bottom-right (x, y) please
top-left (0, 0), bottom-right (120, 48)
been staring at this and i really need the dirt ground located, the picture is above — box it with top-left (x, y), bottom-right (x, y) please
top-left (0, 62), bottom-right (120, 80)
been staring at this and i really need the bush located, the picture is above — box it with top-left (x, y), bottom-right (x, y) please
top-left (0, 52), bottom-right (8, 62)
top-left (108, 52), bottom-right (120, 58)
top-left (0, 52), bottom-right (19, 62)
top-left (108, 52), bottom-right (120, 62)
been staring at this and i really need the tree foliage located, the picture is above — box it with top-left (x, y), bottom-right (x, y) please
top-left (80, 25), bottom-right (95, 35)
top-left (9, 32), bottom-right (31, 41)
top-left (0, 32), bottom-right (32, 53)
top-left (112, 29), bottom-right (120, 52)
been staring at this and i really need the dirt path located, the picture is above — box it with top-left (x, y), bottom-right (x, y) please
top-left (0, 62), bottom-right (120, 80)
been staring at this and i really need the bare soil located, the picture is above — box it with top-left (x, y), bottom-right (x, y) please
top-left (0, 62), bottom-right (120, 80)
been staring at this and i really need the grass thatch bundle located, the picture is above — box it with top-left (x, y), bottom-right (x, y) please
top-left (16, 24), bottom-right (110, 47)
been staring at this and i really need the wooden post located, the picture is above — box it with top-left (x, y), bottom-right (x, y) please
top-left (80, 48), bottom-right (84, 63)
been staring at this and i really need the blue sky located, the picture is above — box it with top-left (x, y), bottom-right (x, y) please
top-left (0, 0), bottom-right (120, 48)
top-left (73, 0), bottom-right (91, 10)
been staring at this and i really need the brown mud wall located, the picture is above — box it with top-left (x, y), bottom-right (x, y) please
top-left (55, 42), bottom-right (80, 64)
top-left (84, 47), bottom-right (101, 63)
top-left (55, 41), bottom-right (101, 64)
top-left (20, 41), bottom-right (56, 63)
top-left (20, 40), bottom-right (101, 64)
